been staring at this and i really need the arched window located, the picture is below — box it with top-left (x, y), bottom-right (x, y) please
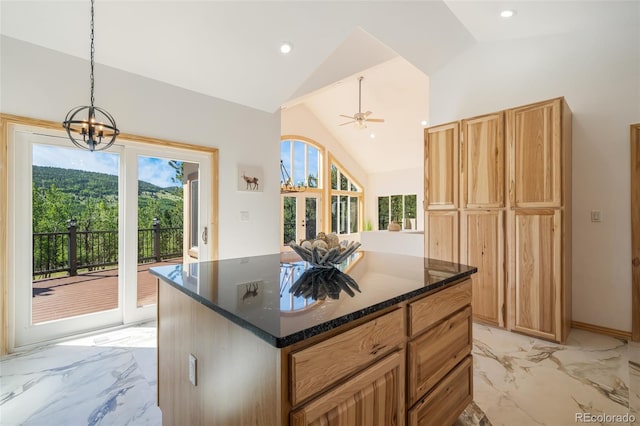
top-left (280, 137), bottom-right (323, 250)
top-left (280, 138), bottom-right (321, 189)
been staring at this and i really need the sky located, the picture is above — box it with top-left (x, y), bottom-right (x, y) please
top-left (32, 145), bottom-right (182, 188)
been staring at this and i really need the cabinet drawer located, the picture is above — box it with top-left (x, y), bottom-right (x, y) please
top-left (409, 280), bottom-right (471, 337)
top-left (290, 309), bottom-right (404, 406)
top-left (290, 351), bottom-right (403, 426)
top-left (408, 306), bottom-right (471, 406)
top-left (408, 356), bottom-right (473, 426)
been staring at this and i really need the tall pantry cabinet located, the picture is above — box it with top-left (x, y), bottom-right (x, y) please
top-left (424, 97), bottom-right (572, 343)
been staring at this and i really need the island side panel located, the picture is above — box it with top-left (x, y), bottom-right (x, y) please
top-left (158, 280), bottom-right (281, 426)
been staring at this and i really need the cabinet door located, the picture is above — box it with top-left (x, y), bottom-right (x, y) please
top-left (508, 98), bottom-right (562, 208)
top-left (290, 351), bottom-right (404, 426)
top-left (461, 112), bottom-right (505, 208)
top-left (461, 210), bottom-right (505, 327)
top-left (425, 122), bottom-right (458, 210)
top-left (509, 209), bottom-right (561, 341)
top-left (425, 211), bottom-right (458, 263)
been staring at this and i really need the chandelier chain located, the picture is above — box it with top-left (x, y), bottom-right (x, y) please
top-left (90, 0), bottom-right (95, 107)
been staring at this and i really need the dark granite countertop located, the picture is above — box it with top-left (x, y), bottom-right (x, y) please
top-left (150, 251), bottom-right (477, 348)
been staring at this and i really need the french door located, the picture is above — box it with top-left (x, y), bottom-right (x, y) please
top-left (281, 193), bottom-right (321, 251)
top-left (9, 128), bottom-right (212, 348)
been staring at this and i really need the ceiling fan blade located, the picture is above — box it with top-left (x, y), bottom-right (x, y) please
top-left (339, 121), bottom-right (355, 126)
top-left (364, 111), bottom-right (373, 117)
top-left (367, 118), bottom-right (385, 123)
top-left (339, 114), bottom-right (355, 119)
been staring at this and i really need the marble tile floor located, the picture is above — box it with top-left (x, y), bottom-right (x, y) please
top-left (1, 323), bottom-right (638, 426)
top-left (473, 324), bottom-right (639, 426)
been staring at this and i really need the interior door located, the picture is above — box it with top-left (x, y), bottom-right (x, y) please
top-left (281, 193), bottom-right (321, 251)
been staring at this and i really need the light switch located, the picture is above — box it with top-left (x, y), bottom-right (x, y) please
top-left (189, 353), bottom-right (197, 386)
top-left (590, 210), bottom-right (602, 222)
top-left (240, 211), bottom-right (250, 222)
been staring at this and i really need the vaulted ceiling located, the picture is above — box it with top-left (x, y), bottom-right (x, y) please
top-left (1, 1), bottom-right (635, 173)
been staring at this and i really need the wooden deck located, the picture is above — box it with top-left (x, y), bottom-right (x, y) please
top-left (32, 259), bottom-right (181, 324)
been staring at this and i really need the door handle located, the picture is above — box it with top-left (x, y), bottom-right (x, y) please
top-left (202, 226), bottom-right (208, 245)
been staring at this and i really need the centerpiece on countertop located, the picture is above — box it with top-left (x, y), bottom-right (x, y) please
top-left (287, 232), bottom-right (362, 269)
top-left (289, 266), bottom-right (361, 300)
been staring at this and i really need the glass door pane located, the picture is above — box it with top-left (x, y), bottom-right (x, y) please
top-left (31, 143), bottom-right (121, 324)
top-left (304, 197), bottom-right (318, 240)
top-left (136, 156), bottom-right (189, 307)
top-left (283, 196), bottom-right (297, 246)
top-left (282, 194), bottom-right (321, 250)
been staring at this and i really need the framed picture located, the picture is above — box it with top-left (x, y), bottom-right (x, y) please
top-left (237, 165), bottom-right (263, 192)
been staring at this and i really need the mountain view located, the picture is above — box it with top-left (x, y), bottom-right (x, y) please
top-left (32, 166), bottom-right (183, 233)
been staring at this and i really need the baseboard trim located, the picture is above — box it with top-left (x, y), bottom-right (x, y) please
top-left (571, 321), bottom-right (632, 340)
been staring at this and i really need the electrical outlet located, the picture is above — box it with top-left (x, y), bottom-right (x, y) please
top-left (189, 354), bottom-right (197, 386)
top-left (240, 211), bottom-right (250, 222)
top-left (590, 210), bottom-right (602, 222)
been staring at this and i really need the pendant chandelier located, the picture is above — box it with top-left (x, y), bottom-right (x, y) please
top-left (280, 160), bottom-right (307, 194)
top-left (62, 0), bottom-right (119, 152)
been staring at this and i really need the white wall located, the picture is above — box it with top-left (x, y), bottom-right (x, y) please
top-left (429, 25), bottom-right (640, 332)
top-left (1, 36), bottom-right (281, 259)
top-left (367, 168), bottom-right (424, 231)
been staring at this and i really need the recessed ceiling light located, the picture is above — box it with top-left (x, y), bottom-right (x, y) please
top-left (500, 10), bottom-right (515, 18)
top-left (370, 133), bottom-right (376, 139)
top-left (421, 120), bottom-right (428, 126)
top-left (280, 42), bottom-right (293, 54)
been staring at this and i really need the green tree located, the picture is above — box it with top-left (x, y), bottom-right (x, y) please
top-left (32, 183), bottom-right (72, 233)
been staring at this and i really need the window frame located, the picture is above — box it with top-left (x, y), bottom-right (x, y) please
top-left (328, 154), bottom-right (363, 236)
top-left (377, 193), bottom-right (417, 231)
top-left (280, 136), bottom-right (323, 193)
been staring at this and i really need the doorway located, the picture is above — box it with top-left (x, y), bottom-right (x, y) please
top-left (281, 193), bottom-right (321, 250)
top-left (8, 126), bottom-right (215, 348)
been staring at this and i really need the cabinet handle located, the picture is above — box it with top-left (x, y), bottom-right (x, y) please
top-left (202, 226), bottom-right (208, 245)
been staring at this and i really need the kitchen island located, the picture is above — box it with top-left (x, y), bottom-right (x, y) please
top-left (151, 251), bottom-right (477, 426)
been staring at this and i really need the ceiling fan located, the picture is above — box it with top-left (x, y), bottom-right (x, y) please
top-left (339, 76), bottom-right (385, 129)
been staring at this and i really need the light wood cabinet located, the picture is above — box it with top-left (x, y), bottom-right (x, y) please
top-left (425, 211), bottom-right (458, 263)
top-left (508, 99), bottom-right (562, 208)
top-left (424, 97), bottom-right (571, 343)
top-left (509, 209), bottom-right (562, 341)
top-left (290, 351), bottom-right (404, 426)
top-left (158, 275), bottom-right (475, 425)
top-left (407, 307), bottom-right (471, 406)
top-left (408, 356), bottom-right (473, 426)
top-left (424, 122), bottom-right (458, 210)
top-left (461, 112), bottom-right (505, 209)
top-left (408, 279), bottom-right (471, 337)
top-left (290, 309), bottom-right (404, 406)
top-left (461, 210), bottom-right (505, 327)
